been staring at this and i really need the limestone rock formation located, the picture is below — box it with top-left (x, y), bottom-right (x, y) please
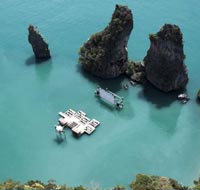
top-left (79, 4), bottom-right (133, 78)
top-left (28, 25), bottom-right (51, 60)
top-left (144, 24), bottom-right (188, 92)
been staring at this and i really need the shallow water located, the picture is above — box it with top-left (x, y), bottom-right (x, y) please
top-left (0, 0), bottom-right (200, 188)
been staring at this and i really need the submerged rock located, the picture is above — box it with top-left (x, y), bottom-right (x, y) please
top-left (144, 24), bottom-right (188, 92)
top-left (79, 4), bottom-right (133, 78)
top-left (28, 24), bottom-right (51, 60)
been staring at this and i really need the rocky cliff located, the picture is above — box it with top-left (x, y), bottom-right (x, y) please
top-left (28, 25), bottom-right (51, 60)
top-left (79, 4), bottom-right (133, 78)
top-left (144, 24), bottom-right (188, 92)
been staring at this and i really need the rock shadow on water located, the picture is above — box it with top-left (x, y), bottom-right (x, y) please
top-left (138, 81), bottom-right (185, 109)
top-left (25, 55), bottom-right (51, 65)
top-left (149, 103), bottom-right (182, 136)
top-left (35, 60), bottom-right (53, 82)
top-left (118, 100), bottom-right (135, 119)
top-left (76, 65), bottom-right (124, 93)
top-left (76, 65), bottom-right (135, 117)
top-left (138, 82), bottom-right (185, 135)
top-left (25, 55), bottom-right (53, 82)
top-left (196, 98), bottom-right (200, 105)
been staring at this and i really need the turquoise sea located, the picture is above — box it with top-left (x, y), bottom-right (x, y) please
top-left (0, 0), bottom-right (200, 188)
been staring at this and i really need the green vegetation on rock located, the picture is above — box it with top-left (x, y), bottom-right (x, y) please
top-left (193, 177), bottom-right (200, 189)
top-left (1, 174), bottom-right (200, 190)
top-left (79, 4), bottom-right (133, 78)
top-left (126, 60), bottom-right (146, 83)
top-left (129, 174), bottom-right (188, 190)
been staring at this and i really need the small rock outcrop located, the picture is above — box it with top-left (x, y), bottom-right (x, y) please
top-left (126, 60), bottom-right (146, 83)
top-left (28, 25), bottom-right (51, 60)
top-left (79, 4), bottom-right (133, 78)
top-left (144, 24), bottom-right (188, 92)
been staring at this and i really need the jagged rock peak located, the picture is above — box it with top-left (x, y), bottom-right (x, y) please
top-left (144, 24), bottom-right (188, 92)
top-left (79, 4), bottom-right (133, 78)
top-left (28, 24), bottom-right (51, 60)
top-left (154, 24), bottom-right (183, 45)
top-left (109, 4), bottom-right (133, 36)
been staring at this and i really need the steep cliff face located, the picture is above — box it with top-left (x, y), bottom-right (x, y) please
top-left (79, 4), bottom-right (133, 78)
top-left (28, 25), bottom-right (51, 60)
top-left (144, 24), bottom-right (188, 92)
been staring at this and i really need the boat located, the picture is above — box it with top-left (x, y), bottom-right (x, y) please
top-left (177, 93), bottom-right (188, 99)
top-left (123, 84), bottom-right (128, 90)
top-left (177, 93), bottom-right (190, 104)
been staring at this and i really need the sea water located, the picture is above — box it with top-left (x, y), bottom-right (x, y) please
top-left (0, 0), bottom-right (200, 188)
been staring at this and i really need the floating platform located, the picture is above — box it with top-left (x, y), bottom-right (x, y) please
top-left (95, 86), bottom-right (124, 109)
top-left (55, 109), bottom-right (100, 136)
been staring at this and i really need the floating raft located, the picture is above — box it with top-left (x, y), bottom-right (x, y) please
top-left (95, 86), bottom-right (124, 109)
top-left (55, 109), bottom-right (100, 136)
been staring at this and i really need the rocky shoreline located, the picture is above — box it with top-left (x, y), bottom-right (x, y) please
top-left (1, 174), bottom-right (200, 190)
